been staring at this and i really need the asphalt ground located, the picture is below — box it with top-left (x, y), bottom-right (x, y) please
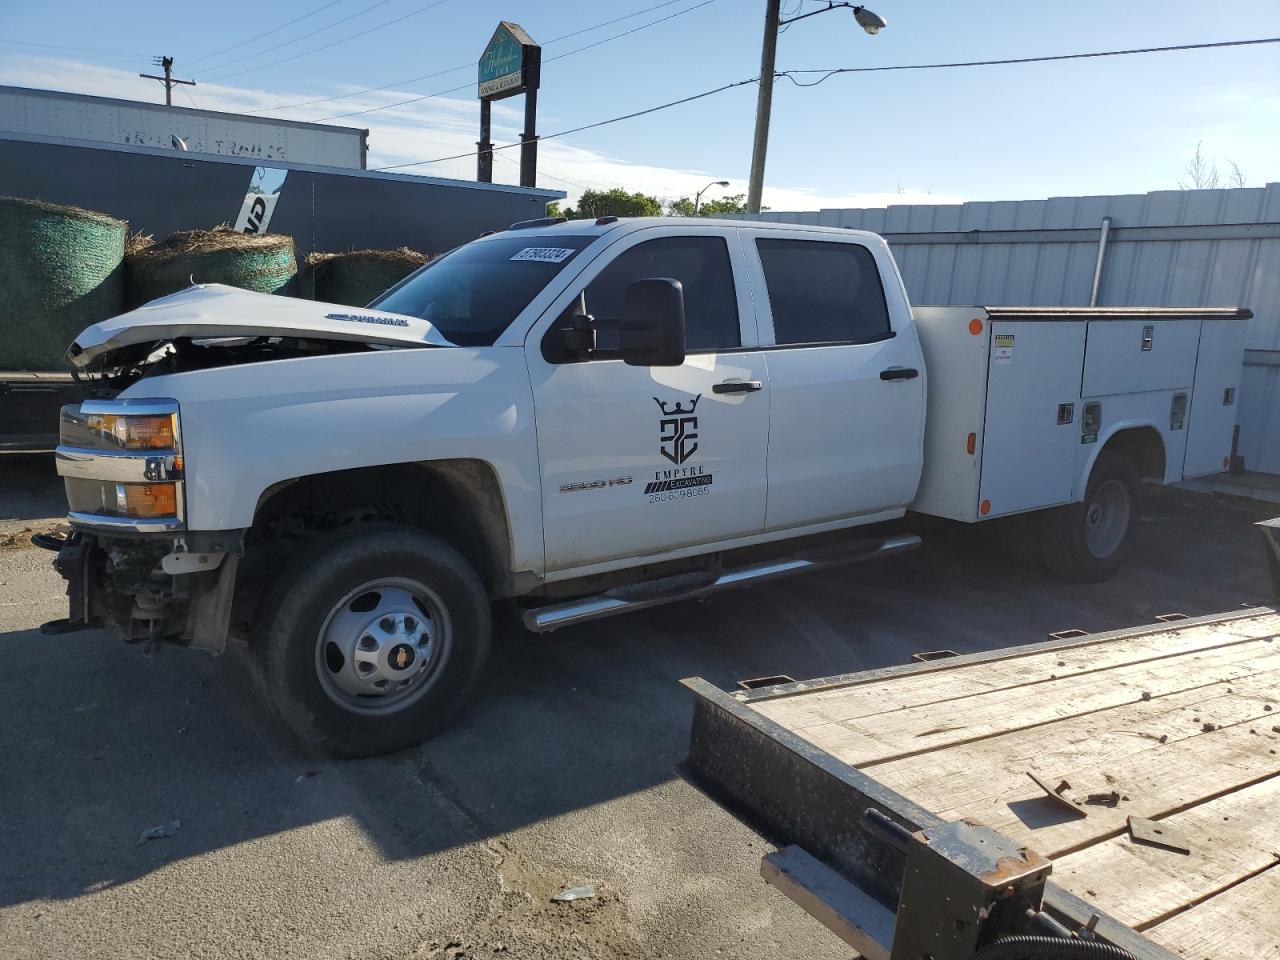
top-left (0, 451), bottom-right (1273, 959)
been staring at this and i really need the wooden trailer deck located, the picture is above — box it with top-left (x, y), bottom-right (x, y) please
top-left (684, 605), bottom-right (1280, 960)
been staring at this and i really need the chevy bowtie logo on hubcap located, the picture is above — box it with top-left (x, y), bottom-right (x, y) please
top-left (389, 644), bottom-right (416, 670)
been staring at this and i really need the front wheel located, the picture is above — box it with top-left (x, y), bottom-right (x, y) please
top-left (254, 526), bottom-right (491, 757)
top-left (1040, 452), bottom-right (1142, 583)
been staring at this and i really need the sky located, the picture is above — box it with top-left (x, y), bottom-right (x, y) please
top-left (1, 0), bottom-right (1278, 211)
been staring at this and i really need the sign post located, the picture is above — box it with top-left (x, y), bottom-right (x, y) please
top-left (477, 21), bottom-right (541, 187)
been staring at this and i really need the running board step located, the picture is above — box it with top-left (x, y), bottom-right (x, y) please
top-left (522, 533), bottom-right (922, 633)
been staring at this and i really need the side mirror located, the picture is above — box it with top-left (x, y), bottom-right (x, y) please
top-left (619, 278), bottom-right (686, 367)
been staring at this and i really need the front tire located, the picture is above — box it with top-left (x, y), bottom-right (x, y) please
top-left (1041, 452), bottom-right (1141, 583)
top-left (255, 526), bottom-right (491, 757)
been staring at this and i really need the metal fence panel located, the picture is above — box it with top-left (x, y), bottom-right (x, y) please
top-left (730, 183), bottom-right (1280, 474)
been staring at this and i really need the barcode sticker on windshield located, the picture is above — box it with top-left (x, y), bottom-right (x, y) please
top-left (510, 247), bottom-right (576, 263)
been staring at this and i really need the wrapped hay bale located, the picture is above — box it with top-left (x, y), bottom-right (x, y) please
top-left (126, 226), bottom-right (296, 308)
top-left (0, 196), bottom-right (126, 370)
top-left (304, 247), bottom-right (429, 306)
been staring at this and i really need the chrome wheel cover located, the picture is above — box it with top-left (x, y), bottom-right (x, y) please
top-left (314, 577), bottom-right (452, 716)
top-left (1085, 478), bottom-right (1131, 559)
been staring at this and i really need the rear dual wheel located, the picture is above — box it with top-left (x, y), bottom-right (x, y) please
top-left (1041, 452), bottom-right (1142, 582)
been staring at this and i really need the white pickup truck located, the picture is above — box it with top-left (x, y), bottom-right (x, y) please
top-left (47, 216), bottom-right (1248, 756)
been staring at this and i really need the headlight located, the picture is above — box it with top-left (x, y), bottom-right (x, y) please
top-left (56, 399), bottom-right (185, 531)
top-left (85, 412), bottom-right (177, 450)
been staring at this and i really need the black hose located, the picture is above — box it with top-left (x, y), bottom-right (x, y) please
top-left (971, 935), bottom-right (1140, 960)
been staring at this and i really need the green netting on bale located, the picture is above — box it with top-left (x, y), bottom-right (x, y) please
top-left (304, 248), bottom-right (429, 306)
top-left (126, 227), bottom-right (297, 308)
top-left (0, 196), bottom-right (127, 371)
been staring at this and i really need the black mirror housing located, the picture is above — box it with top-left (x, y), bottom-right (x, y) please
top-left (619, 278), bottom-right (686, 367)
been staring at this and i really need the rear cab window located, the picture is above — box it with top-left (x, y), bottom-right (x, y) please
top-left (755, 237), bottom-right (892, 346)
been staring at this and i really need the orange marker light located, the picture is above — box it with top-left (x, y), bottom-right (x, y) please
top-left (979, 499), bottom-right (992, 516)
top-left (966, 432), bottom-right (977, 455)
top-left (122, 483), bottom-right (178, 518)
top-left (968, 318), bottom-right (984, 336)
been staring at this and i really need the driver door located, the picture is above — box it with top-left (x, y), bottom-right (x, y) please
top-left (525, 228), bottom-right (770, 576)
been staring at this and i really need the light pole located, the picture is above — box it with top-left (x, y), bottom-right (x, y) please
top-left (746, 2), bottom-right (886, 213)
top-left (694, 179), bottom-right (731, 215)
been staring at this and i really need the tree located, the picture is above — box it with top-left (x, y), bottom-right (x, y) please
top-left (1179, 142), bottom-right (1249, 189)
top-left (549, 188), bottom-right (663, 221)
top-left (665, 193), bottom-right (754, 217)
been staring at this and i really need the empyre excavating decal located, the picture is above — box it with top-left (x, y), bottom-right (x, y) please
top-left (646, 395), bottom-right (714, 498)
top-left (556, 394), bottom-right (714, 499)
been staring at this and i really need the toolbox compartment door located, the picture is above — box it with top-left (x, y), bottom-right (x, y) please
top-left (979, 320), bottom-right (1087, 517)
top-left (1082, 319), bottom-right (1201, 396)
top-left (1183, 319), bottom-right (1248, 478)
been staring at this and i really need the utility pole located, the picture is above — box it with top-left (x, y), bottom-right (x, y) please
top-left (746, 2), bottom-right (887, 213)
top-left (140, 56), bottom-right (195, 107)
top-left (746, 0), bottom-right (781, 215)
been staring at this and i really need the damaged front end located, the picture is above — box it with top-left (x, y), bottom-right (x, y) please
top-left (45, 398), bottom-right (242, 653)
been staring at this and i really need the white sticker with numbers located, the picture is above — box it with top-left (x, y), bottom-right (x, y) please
top-left (510, 247), bottom-right (576, 263)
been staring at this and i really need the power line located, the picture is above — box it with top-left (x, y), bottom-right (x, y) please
top-left (0, 39), bottom-right (145, 64)
top-left (368, 32), bottom-right (1278, 175)
top-left (183, 0), bottom-right (348, 69)
top-left (374, 77), bottom-right (759, 171)
top-left (320, 0), bottom-right (718, 122)
top-left (495, 151), bottom-right (591, 190)
top-left (204, 0), bottom-right (456, 83)
top-left (246, 0), bottom-right (698, 115)
top-left (778, 35), bottom-right (1280, 87)
top-left (197, 0), bottom-right (399, 79)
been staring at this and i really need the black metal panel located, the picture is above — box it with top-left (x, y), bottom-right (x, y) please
top-left (0, 137), bottom-right (558, 259)
top-left (683, 677), bottom-right (939, 909)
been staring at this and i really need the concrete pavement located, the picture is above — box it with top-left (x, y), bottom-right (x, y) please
top-left (0, 452), bottom-right (1272, 959)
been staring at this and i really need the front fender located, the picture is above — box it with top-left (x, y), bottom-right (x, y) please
top-left (124, 347), bottom-right (543, 575)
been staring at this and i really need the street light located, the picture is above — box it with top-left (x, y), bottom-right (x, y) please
top-left (853, 5), bottom-right (887, 34)
top-left (694, 179), bottom-right (731, 215)
top-left (746, 2), bottom-right (886, 213)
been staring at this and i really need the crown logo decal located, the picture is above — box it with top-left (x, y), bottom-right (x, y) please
top-left (653, 394), bottom-right (701, 416)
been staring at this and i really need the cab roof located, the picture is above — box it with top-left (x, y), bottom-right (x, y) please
top-left (500, 215), bottom-right (884, 243)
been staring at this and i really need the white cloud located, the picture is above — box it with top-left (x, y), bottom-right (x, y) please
top-left (0, 55), bottom-right (961, 211)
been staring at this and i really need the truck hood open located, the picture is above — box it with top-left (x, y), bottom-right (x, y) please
top-left (67, 283), bottom-right (450, 371)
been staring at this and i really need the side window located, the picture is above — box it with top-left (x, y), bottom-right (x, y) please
top-left (583, 235), bottom-right (741, 354)
top-left (756, 238), bottom-right (891, 346)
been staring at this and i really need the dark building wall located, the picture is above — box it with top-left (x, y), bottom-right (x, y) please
top-left (0, 135), bottom-right (560, 258)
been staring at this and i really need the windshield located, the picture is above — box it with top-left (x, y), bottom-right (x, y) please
top-left (370, 234), bottom-right (595, 346)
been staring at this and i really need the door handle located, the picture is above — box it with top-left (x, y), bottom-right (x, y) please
top-left (712, 380), bottom-right (763, 394)
top-left (880, 367), bottom-right (919, 381)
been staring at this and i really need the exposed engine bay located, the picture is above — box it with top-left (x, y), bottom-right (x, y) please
top-left (74, 335), bottom-right (382, 393)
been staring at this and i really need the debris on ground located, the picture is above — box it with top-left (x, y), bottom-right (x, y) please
top-left (136, 819), bottom-right (181, 844)
top-left (551, 884), bottom-right (596, 902)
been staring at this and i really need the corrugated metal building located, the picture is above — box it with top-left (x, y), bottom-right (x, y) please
top-left (735, 184), bottom-right (1280, 476)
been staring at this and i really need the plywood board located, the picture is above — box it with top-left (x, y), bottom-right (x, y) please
top-left (1146, 863), bottom-right (1280, 959)
top-left (798, 639), bottom-right (1280, 767)
top-left (1052, 775), bottom-right (1280, 930)
top-left (754, 615), bottom-right (1280, 730)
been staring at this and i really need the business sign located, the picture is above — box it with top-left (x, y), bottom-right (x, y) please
top-left (478, 21), bottom-right (538, 100)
